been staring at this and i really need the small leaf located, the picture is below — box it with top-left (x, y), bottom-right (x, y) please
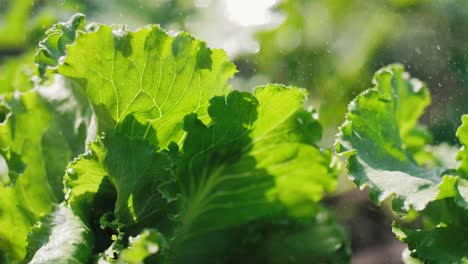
top-left (119, 229), bottom-right (168, 264)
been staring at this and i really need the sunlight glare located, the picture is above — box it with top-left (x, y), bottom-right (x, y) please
top-left (224, 0), bottom-right (280, 26)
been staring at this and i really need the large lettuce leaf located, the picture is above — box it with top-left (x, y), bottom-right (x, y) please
top-left (170, 85), bottom-right (334, 256)
top-left (36, 13), bottom-right (237, 148)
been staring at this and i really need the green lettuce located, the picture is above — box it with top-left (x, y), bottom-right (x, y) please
top-left (336, 64), bottom-right (468, 262)
top-left (0, 14), bottom-right (348, 263)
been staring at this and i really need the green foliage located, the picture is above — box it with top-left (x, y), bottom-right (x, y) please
top-left (252, 0), bottom-right (400, 141)
top-left (0, 0), bottom-right (196, 58)
top-left (250, 0), bottom-right (468, 144)
top-left (119, 229), bottom-right (168, 264)
top-left (0, 51), bottom-right (36, 93)
top-left (0, 77), bottom-right (90, 262)
top-left (337, 64), bottom-right (468, 262)
top-left (236, 208), bottom-right (350, 264)
top-left (0, 14), bottom-right (347, 263)
top-left (25, 204), bottom-right (93, 264)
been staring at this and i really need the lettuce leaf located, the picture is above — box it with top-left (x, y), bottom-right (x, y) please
top-left (336, 64), bottom-right (468, 212)
top-left (36, 13), bottom-right (236, 148)
top-left (25, 204), bottom-right (93, 264)
top-left (169, 85), bottom-right (334, 258)
top-left (336, 64), bottom-right (468, 262)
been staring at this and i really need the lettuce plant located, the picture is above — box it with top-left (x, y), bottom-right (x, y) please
top-left (0, 14), bottom-right (348, 263)
top-left (336, 64), bottom-right (468, 263)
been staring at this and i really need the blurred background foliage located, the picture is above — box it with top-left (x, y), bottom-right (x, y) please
top-left (248, 0), bottom-right (468, 146)
top-left (1, 0), bottom-right (466, 144)
top-left (1, 0), bottom-right (467, 262)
